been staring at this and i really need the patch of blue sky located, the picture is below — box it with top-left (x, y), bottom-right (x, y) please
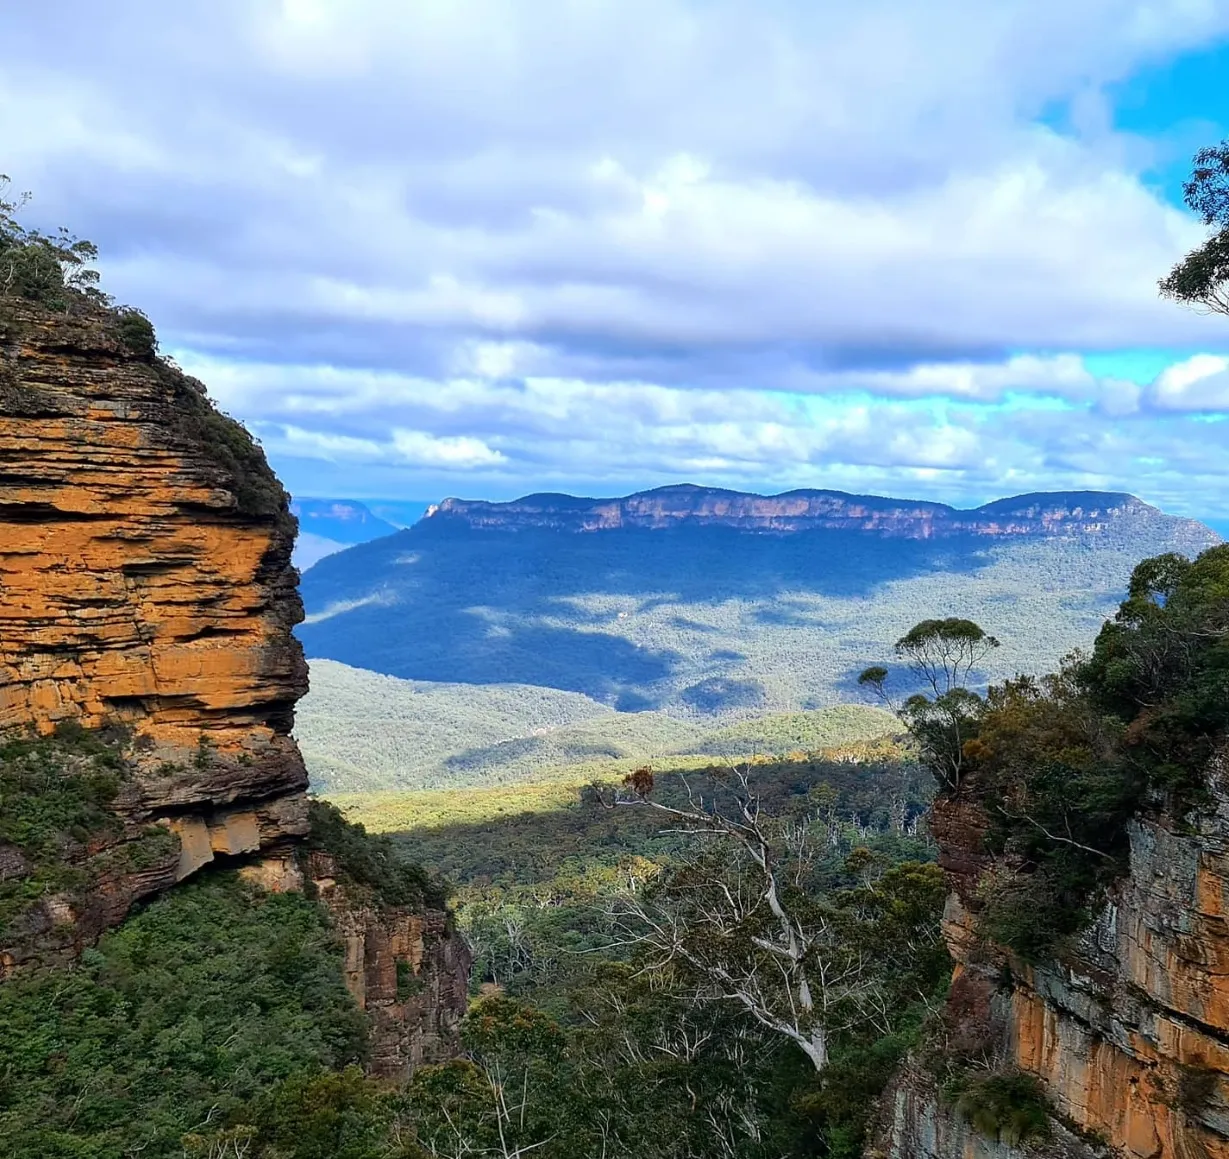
top-left (1081, 350), bottom-right (1190, 384)
top-left (1039, 39), bottom-right (1229, 209)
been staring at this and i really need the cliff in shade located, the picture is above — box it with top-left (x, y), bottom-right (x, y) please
top-left (0, 298), bottom-right (467, 1074)
top-left (427, 484), bottom-right (1217, 544)
top-left (877, 750), bottom-right (1229, 1159)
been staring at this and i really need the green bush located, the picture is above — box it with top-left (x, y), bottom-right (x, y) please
top-left (0, 725), bottom-right (128, 935)
top-left (114, 305), bottom-right (157, 356)
top-left (0, 871), bottom-right (369, 1158)
top-left (945, 1070), bottom-right (1052, 1146)
top-left (307, 799), bottom-right (448, 910)
top-left (945, 545), bottom-right (1229, 959)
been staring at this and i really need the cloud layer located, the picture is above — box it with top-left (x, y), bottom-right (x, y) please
top-left (2, 0), bottom-right (1228, 511)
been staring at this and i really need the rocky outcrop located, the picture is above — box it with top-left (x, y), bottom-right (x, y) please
top-left (882, 747), bottom-right (1229, 1159)
top-left (426, 485), bottom-right (1218, 544)
top-left (0, 297), bottom-right (311, 961)
top-left (0, 296), bottom-right (469, 1072)
top-left (875, 1064), bottom-right (1105, 1159)
top-left (0, 301), bottom-right (307, 773)
top-left (0, 299), bottom-right (308, 823)
top-left (242, 849), bottom-right (471, 1077)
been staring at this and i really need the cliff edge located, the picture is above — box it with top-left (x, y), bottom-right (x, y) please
top-left (877, 546), bottom-right (1229, 1159)
top-left (0, 294), bottom-right (468, 1075)
top-left (0, 298), bottom-right (311, 967)
top-left (426, 484), bottom-right (1217, 544)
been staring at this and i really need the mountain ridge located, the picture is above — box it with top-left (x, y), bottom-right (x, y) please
top-left (424, 484), bottom-right (1216, 542)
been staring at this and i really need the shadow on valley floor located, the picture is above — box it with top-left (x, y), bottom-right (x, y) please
top-left (296, 525), bottom-right (1003, 704)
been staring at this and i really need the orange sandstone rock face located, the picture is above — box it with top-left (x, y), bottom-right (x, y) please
top-left (882, 752), bottom-right (1229, 1159)
top-left (0, 299), bottom-right (310, 962)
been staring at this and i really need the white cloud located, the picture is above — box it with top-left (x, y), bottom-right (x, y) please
top-left (391, 430), bottom-right (506, 467)
top-left (1146, 354), bottom-right (1229, 412)
top-left (2, 1), bottom-right (1229, 510)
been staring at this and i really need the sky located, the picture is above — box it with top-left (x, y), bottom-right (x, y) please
top-left (3, 1), bottom-right (1229, 517)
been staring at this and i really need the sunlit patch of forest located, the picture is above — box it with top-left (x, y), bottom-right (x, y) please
top-left (318, 737), bottom-right (943, 1155)
top-left (298, 658), bottom-right (899, 791)
top-left (299, 521), bottom-right (1217, 724)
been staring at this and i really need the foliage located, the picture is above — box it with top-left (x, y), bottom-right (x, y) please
top-left (306, 799), bottom-right (448, 910)
top-left (944, 1070), bottom-right (1053, 1146)
top-left (0, 724), bottom-right (128, 935)
top-left (1080, 544), bottom-right (1229, 806)
top-left (602, 761), bottom-right (949, 1074)
top-left (0, 176), bottom-right (106, 311)
top-left (896, 545), bottom-right (1229, 960)
top-left (156, 359), bottom-right (290, 519)
top-left (183, 1068), bottom-right (405, 1159)
top-left (1160, 139), bottom-right (1229, 315)
top-left (0, 872), bottom-right (370, 1158)
top-left (297, 657), bottom-right (898, 793)
top-left (114, 305), bottom-right (157, 356)
top-left (860, 619), bottom-right (1000, 791)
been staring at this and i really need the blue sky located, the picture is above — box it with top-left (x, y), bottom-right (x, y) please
top-left (3, 1), bottom-right (1229, 517)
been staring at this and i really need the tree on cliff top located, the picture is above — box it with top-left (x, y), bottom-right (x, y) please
top-left (857, 618), bottom-right (999, 792)
top-left (0, 175), bottom-right (104, 309)
top-left (0, 175), bottom-right (156, 353)
top-left (1160, 139), bottom-right (1229, 316)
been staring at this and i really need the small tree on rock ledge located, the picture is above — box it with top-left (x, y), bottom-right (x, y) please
top-left (858, 618), bottom-right (999, 793)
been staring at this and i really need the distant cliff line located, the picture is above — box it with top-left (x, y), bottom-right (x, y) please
top-left (425, 483), bottom-right (1217, 542)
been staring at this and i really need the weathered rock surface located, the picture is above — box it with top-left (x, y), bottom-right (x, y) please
top-left (875, 1064), bottom-right (1104, 1159)
top-left (0, 298), bottom-right (309, 964)
top-left (427, 484), bottom-right (1217, 544)
top-left (0, 298), bottom-right (309, 918)
top-left (883, 747), bottom-right (1229, 1159)
top-left (0, 296), bottom-right (469, 1071)
top-left (0, 302), bottom-right (307, 772)
top-left (243, 850), bottom-right (471, 1077)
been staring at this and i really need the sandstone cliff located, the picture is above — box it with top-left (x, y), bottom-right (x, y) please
top-left (426, 484), bottom-right (1216, 544)
top-left (0, 296), bottom-right (469, 1074)
top-left (0, 296), bottom-right (312, 968)
top-left (879, 751), bottom-right (1229, 1159)
top-left (242, 846), bottom-right (471, 1077)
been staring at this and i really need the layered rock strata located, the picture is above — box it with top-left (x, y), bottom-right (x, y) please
top-left (0, 297), bottom-right (469, 1071)
top-left (0, 298), bottom-right (310, 963)
top-left (427, 484), bottom-right (1217, 544)
top-left (881, 748), bottom-right (1229, 1159)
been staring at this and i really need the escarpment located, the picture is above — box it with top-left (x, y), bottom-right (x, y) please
top-left (0, 299), bottom-right (311, 969)
top-left (874, 543), bottom-right (1229, 1159)
top-left (427, 484), bottom-right (1217, 544)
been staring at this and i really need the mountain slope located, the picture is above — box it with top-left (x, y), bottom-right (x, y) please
top-left (297, 487), bottom-right (1219, 721)
top-left (290, 498), bottom-right (402, 570)
top-left (295, 660), bottom-right (897, 791)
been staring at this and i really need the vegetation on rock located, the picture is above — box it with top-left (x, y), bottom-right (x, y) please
top-left (0, 725), bottom-right (130, 937)
top-left (865, 543), bottom-right (1229, 960)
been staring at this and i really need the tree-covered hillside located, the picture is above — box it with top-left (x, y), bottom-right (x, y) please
top-left (297, 659), bottom-right (897, 791)
top-left (298, 517), bottom-right (1219, 726)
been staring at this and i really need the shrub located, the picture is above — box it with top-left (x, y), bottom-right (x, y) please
top-left (115, 305), bottom-right (157, 356)
top-left (0, 871), bottom-right (369, 1157)
top-left (945, 1070), bottom-right (1052, 1146)
top-left (306, 799), bottom-right (448, 910)
top-left (0, 726), bottom-right (129, 935)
